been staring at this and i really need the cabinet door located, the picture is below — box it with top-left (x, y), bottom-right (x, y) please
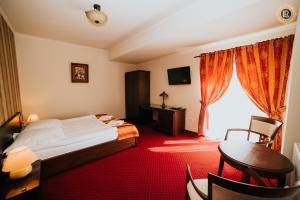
top-left (137, 72), bottom-right (150, 106)
top-left (125, 72), bottom-right (138, 120)
top-left (157, 110), bottom-right (173, 135)
top-left (173, 110), bottom-right (186, 136)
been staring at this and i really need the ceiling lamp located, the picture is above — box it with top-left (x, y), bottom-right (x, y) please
top-left (85, 4), bottom-right (108, 26)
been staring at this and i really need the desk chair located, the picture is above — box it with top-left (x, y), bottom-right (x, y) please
top-left (186, 164), bottom-right (300, 200)
top-left (225, 116), bottom-right (282, 148)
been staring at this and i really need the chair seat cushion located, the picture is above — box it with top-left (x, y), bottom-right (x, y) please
top-left (187, 179), bottom-right (208, 200)
top-left (194, 179), bottom-right (208, 195)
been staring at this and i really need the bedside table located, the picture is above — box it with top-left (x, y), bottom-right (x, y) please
top-left (1, 160), bottom-right (41, 200)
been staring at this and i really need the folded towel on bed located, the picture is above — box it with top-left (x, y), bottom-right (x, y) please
top-left (108, 120), bottom-right (124, 127)
top-left (99, 115), bottom-right (113, 121)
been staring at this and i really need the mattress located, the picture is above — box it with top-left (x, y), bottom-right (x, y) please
top-left (5, 115), bottom-right (118, 160)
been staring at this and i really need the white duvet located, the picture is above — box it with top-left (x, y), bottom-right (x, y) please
top-left (5, 115), bottom-right (118, 159)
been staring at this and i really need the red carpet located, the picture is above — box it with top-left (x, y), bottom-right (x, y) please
top-left (42, 125), bottom-right (243, 200)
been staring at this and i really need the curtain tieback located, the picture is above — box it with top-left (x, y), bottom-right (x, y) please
top-left (200, 100), bottom-right (210, 108)
top-left (269, 106), bottom-right (286, 119)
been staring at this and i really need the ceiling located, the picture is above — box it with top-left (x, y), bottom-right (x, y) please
top-left (1, 0), bottom-right (299, 64)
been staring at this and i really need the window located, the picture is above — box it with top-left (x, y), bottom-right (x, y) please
top-left (206, 65), bottom-right (265, 140)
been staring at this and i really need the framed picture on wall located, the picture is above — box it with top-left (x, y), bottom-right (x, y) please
top-left (71, 63), bottom-right (89, 83)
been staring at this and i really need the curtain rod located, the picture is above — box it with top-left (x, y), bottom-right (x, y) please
top-left (193, 34), bottom-right (294, 59)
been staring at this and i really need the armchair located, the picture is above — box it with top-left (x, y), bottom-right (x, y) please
top-left (224, 116), bottom-right (282, 148)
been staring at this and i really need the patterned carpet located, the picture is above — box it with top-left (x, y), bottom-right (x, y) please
top-left (42, 125), bottom-right (243, 200)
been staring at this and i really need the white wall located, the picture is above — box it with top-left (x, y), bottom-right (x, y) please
top-left (138, 24), bottom-right (295, 132)
top-left (282, 8), bottom-right (300, 159)
top-left (15, 34), bottom-right (136, 120)
top-left (138, 51), bottom-right (200, 132)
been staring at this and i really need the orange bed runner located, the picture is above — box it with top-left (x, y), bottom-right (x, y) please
top-left (95, 114), bottom-right (139, 140)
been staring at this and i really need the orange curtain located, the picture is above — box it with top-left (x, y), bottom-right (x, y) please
top-left (235, 35), bottom-right (294, 151)
top-left (198, 49), bottom-right (234, 136)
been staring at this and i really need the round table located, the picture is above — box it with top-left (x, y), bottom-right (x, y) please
top-left (218, 140), bottom-right (294, 187)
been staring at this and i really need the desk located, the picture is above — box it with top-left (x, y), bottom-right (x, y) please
top-left (140, 104), bottom-right (185, 136)
top-left (218, 141), bottom-right (294, 187)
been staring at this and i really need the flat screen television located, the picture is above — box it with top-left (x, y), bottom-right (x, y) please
top-left (167, 66), bottom-right (191, 85)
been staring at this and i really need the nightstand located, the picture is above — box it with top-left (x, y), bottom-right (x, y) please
top-left (0, 160), bottom-right (41, 200)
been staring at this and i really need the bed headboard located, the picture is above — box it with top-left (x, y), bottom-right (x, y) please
top-left (0, 112), bottom-right (22, 157)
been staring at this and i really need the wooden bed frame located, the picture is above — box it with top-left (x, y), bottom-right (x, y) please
top-left (0, 112), bottom-right (138, 179)
top-left (0, 112), bottom-right (23, 171)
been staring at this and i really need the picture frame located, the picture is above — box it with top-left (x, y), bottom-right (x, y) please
top-left (71, 63), bottom-right (89, 83)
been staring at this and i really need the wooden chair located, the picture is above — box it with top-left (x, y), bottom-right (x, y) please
top-left (224, 116), bottom-right (282, 148)
top-left (185, 164), bottom-right (300, 200)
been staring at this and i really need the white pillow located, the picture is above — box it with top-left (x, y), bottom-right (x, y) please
top-left (99, 115), bottom-right (113, 121)
top-left (19, 127), bottom-right (65, 141)
top-left (25, 119), bottom-right (61, 131)
top-left (5, 127), bottom-right (66, 153)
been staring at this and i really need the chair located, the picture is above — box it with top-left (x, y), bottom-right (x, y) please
top-left (225, 116), bottom-right (282, 148)
top-left (185, 164), bottom-right (300, 200)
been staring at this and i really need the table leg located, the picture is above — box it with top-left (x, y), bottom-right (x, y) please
top-left (278, 175), bottom-right (286, 187)
top-left (218, 157), bottom-right (224, 176)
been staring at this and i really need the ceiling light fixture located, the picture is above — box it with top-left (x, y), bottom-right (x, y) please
top-left (85, 4), bottom-right (108, 26)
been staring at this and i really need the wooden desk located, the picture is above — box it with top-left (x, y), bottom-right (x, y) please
top-left (218, 141), bottom-right (294, 187)
top-left (140, 104), bottom-right (185, 136)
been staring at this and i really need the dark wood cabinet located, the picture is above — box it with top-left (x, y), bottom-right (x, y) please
top-left (157, 109), bottom-right (173, 133)
top-left (140, 104), bottom-right (186, 136)
top-left (125, 70), bottom-right (150, 122)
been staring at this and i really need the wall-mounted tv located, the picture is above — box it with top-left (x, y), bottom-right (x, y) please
top-left (167, 66), bottom-right (191, 85)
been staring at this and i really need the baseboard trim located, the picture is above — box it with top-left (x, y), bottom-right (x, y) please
top-left (183, 130), bottom-right (198, 136)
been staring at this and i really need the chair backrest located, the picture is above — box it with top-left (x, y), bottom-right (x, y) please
top-left (249, 116), bottom-right (282, 140)
top-left (208, 173), bottom-right (300, 200)
top-left (186, 165), bottom-right (300, 200)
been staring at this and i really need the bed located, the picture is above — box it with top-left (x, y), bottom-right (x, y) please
top-left (0, 113), bottom-right (138, 179)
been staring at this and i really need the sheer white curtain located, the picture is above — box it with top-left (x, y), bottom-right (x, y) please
top-left (206, 64), bottom-right (265, 140)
